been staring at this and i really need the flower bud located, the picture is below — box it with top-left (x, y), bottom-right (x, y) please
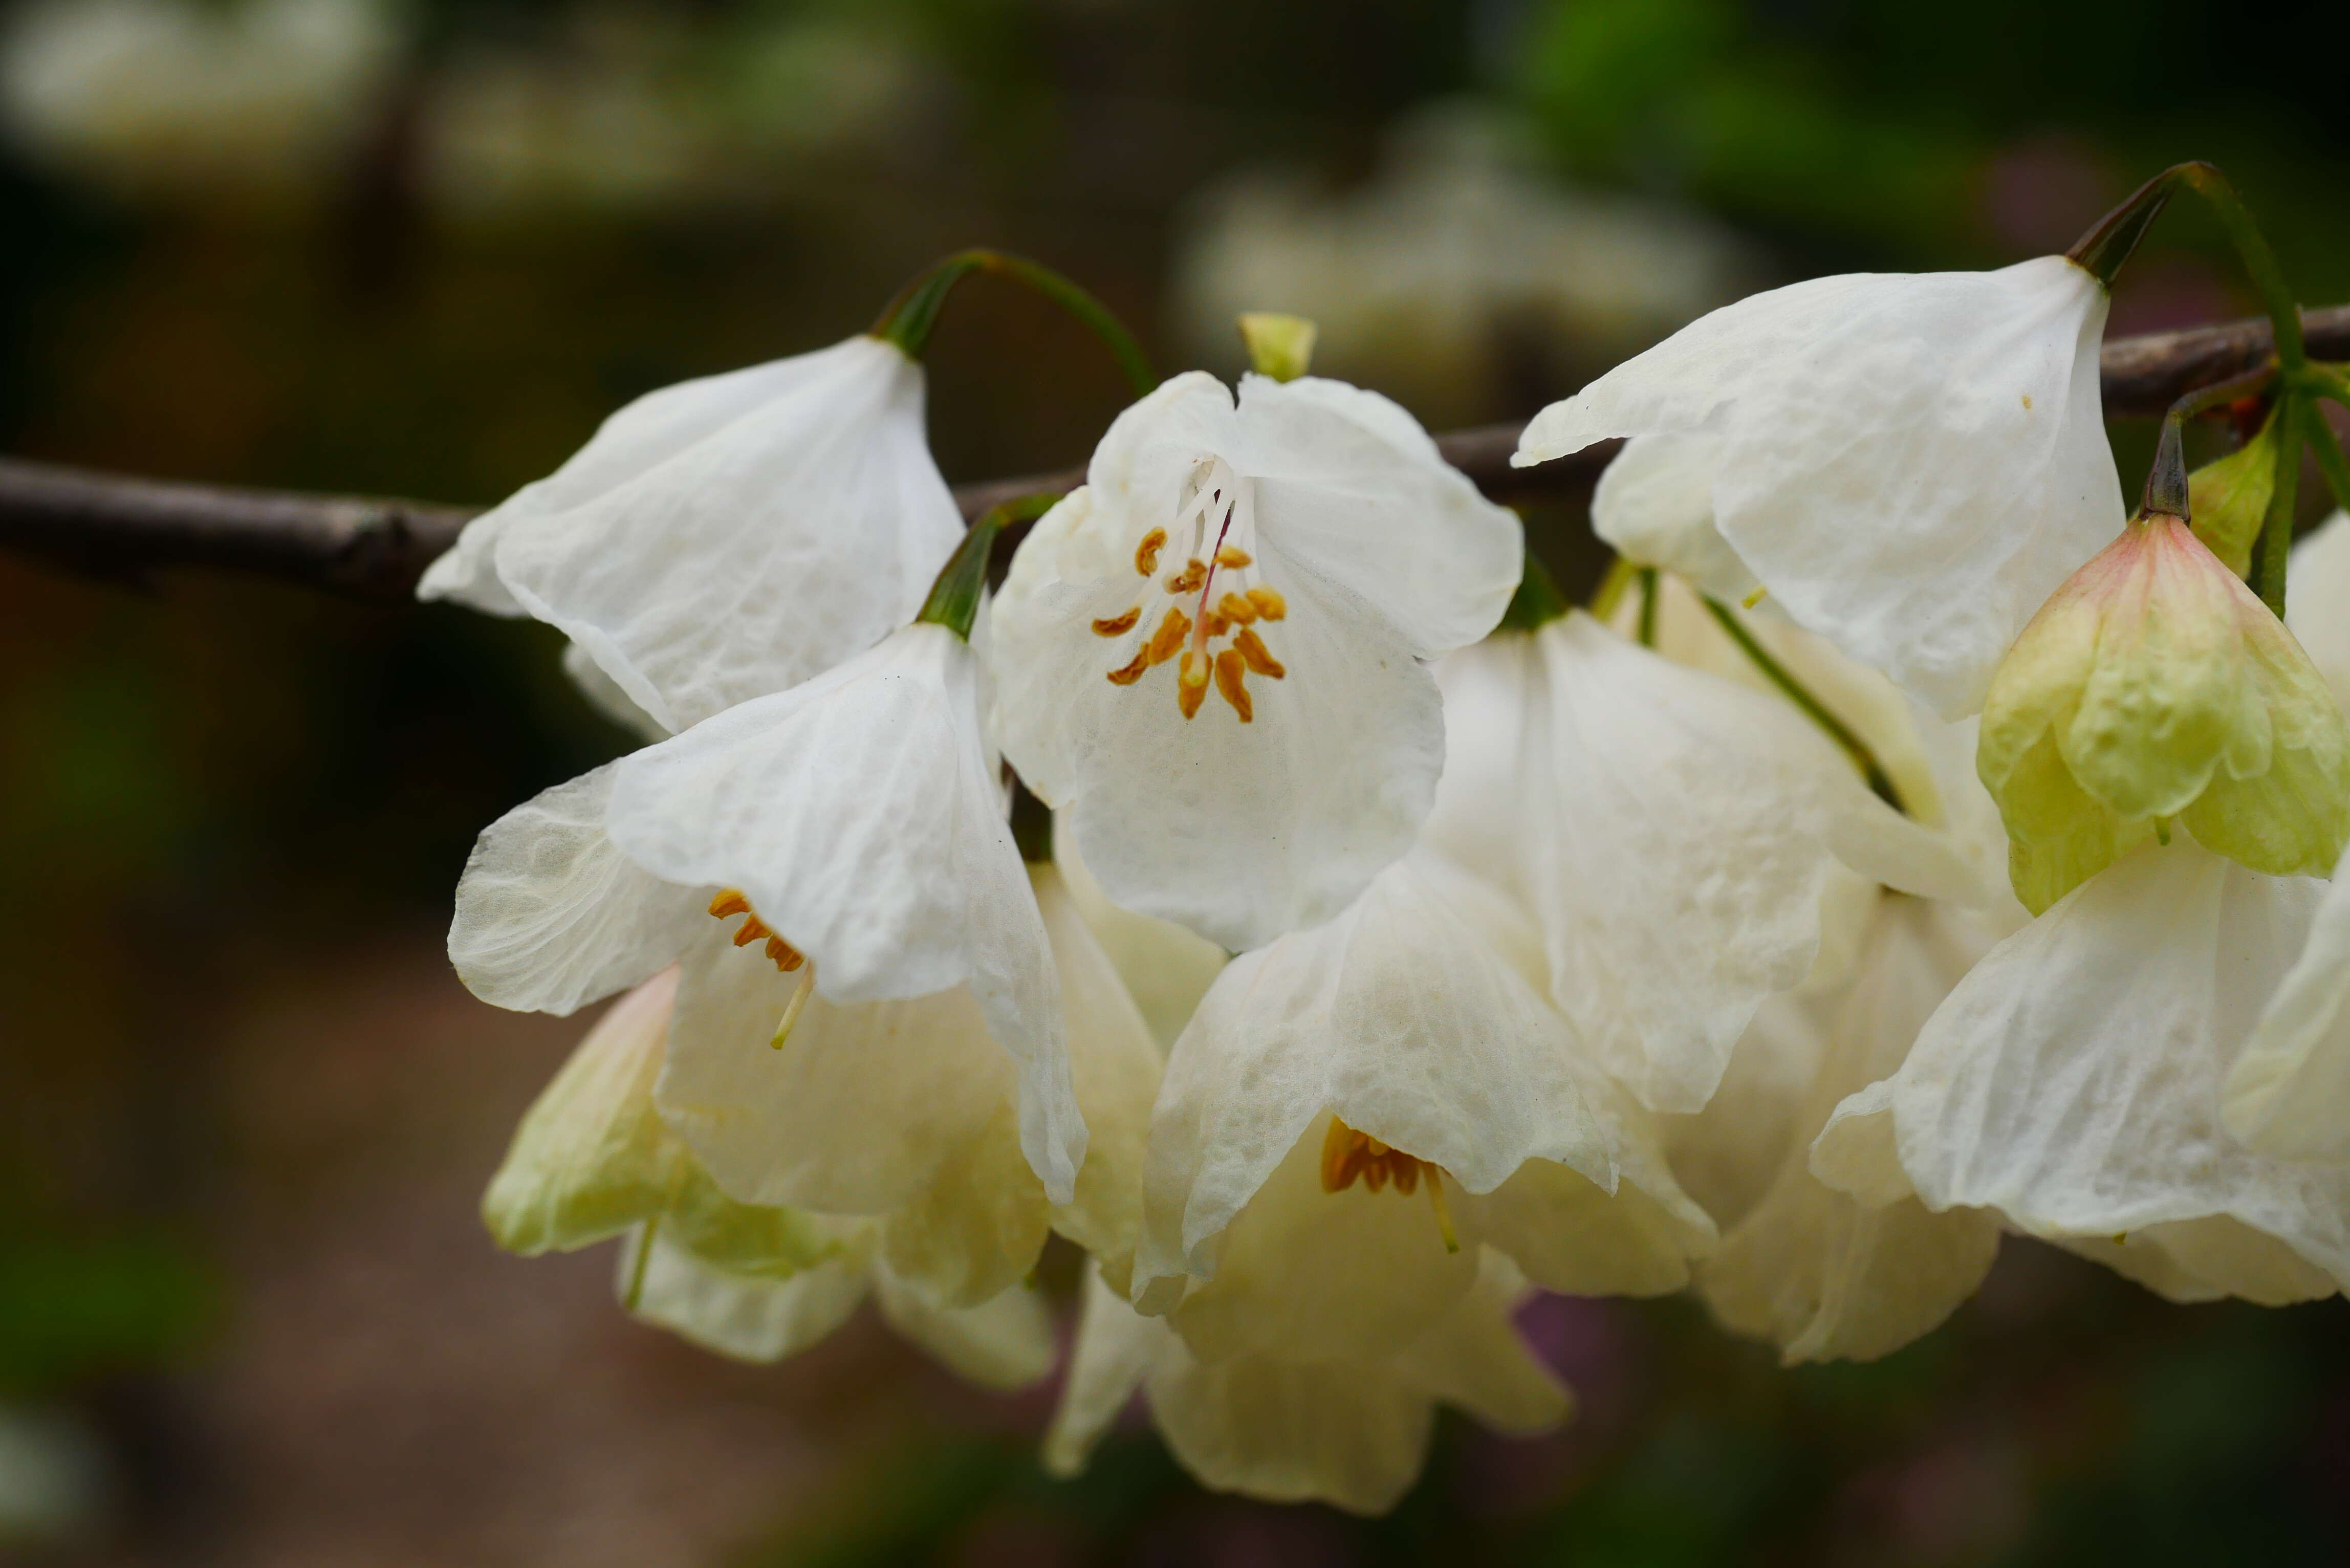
top-left (1236, 312), bottom-right (1316, 381)
top-left (1977, 512), bottom-right (2350, 912)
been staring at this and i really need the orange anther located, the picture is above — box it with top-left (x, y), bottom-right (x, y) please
top-left (1177, 650), bottom-right (1208, 720)
top-left (1145, 607), bottom-right (1191, 665)
top-left (1164, 559), bottom-right (1207, 595)
top-left (1246, 586), bottom-right (1286, 621)
top-left (1216, 591), bottom-right (1258, 625)
top-left (1233, 626), bottom-right (1285, 679)
top-left (1106, 647), bottom-right (1151, 685)
top-left (708, 889), bottom-right (752, 920)
top-left (1135, 528), bottom-right (1166, 576)
top-left (1213, 648), bottom-right (1253, 722)
top-left (733, 915), bottom-right (772, 947)
top-left (1215, 545), bottom-right (1253, 569)
top-left (765, 935), bottom-right (806, 972)
top-left (1092, 605), bottom-right (1141, 637)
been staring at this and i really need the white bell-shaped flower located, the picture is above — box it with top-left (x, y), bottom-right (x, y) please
top-left (655, 863), bottom-right (1161, 1301)
top-left (988, 372), bottom-right (1521, 951)
top-left (479, 967), bottom-right (1056, 1386)
top-left (1516, 256), bottom-right (2125, 718)
top-left (1815, 844), bottom-right (2350, 1305)
top-left (1427, 608), bottom-right (1989, 1115)
top-left (420, 335), bottom-right (963, 734)
top-left (1045, 1255), bottom-right (1567, 1517)
top-left (1130, 840), bottom-right (1715, 1332)
top-left (448, 621), bottom-right (1087, 1204)
top-left (1698, 894), bottom-right (2012, 1363)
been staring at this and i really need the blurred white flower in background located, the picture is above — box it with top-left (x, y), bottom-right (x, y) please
top-left (0, 0), bottom-right (400, 200)
top-left (1171, 106), bottom-right (1753, 425)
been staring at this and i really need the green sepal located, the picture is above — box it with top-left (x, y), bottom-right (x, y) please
top-left (1497, 553), bottom-right (1571, 633)
top-left (2188, 405), bottom-right (2280, 578)
top-left (915, 491), bottom-right (1064, 641)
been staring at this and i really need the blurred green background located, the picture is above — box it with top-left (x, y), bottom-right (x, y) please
top-left (3, 1), bottom-right (2349, 1562)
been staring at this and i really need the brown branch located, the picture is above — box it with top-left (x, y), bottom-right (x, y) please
top-left (5, 305), bottom-right (2346, 604)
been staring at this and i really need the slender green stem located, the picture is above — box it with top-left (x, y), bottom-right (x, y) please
top-left (2148, 366), bottom-right (2279, 519)
top-left (623, 1217), bottom-right (658, 1312)
top-left (2248, 394), bottom-right (2304, 618)
top-left (1636, 567), bottom-right (1659, 648)
top-left (2066, 166), bottom-right (2179, 288)
top-left (2174, 163), bottom-right (2306, 370)
top-left (1702, 596), bottom-right (1907, 815)
top-left (916, 491), bottom-right (1064, 640)
top-left (1583, 556), bottom-right (1636, 625)
top-left (872, 249), bottom-right (1156, 396)
top-left (2302, 361), bottom-right (2350, 407)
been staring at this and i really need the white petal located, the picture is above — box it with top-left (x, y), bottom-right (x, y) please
top-left (1431, 617), bottom-right (1886, 1112)
top-left (1044, 1262), bottom-right (1168, 1478)
top-left (877, 1108), bottom-right (1051, 1310)
top-left (1133, 847), bottom-right (1632, 1309)
top-left (1702, 898), bottom-right (2005, 1363)
top-left (1590, 431), bottom-right (1759, 604)
top-left (2223, 838), bottom-right (2350, 1161)
top-left (1459, 1153), bottom-right (1714, 1299)
top-left (561, 640), bottom-right (668, 743)
top-left (1520, 257), bottom-right (2123, 717)
top-left (871, 1264), bottom-right (1058, 1391)
top-left (1821, 845), bottom-right (2350, 1300)
top-left (482, 968), bottom-right (695, 1254)
top-left (1391, 1253), bottom-right (1572, 1436)
top-left (1658, 991), bottom-right (1827, 1229)
top-left (1143, 1345), bottom-right (1434, 1517)
top-left (447, 761), bottom-right (707, 1016)
top-left (620, 1224), bottom-right (875, 1363)
top-left (491, 337), bottom-right (962, 732)
top-left (1050, 814), bottom-right (1226, 1052)
top-left (1035, 865), bottom-right (1166, 1294)
top-left (416, 504), bottom-right (526, 616)
top-left (1159, 1114), bottom-right (1485, 1365)
top-left (658, 947), bottom-right (1013, 1213)
top-left (609, 624), bottom-right (1083, 1203)
top-left (1228, 374), bottom-right (1520, 654)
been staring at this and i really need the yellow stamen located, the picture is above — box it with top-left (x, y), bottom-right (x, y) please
top-left (1214, 648), bottom-right (1252, 722)
top-left (1135, 529), bottom-right (1166, 577)
top-left (1146, 607), bottom-right (1191, 665)
top-left (1164, 559), bottom-right (1208, 595)
top-left (1246, 586), bottom-right (1286, 621)
top-left (710, 888), bottom-right (804, 972)
top-left (732, 915), bottom-right (771, 947)
top-left (770, 962), bottom-right (816, 1050)
top-left (1215, 545), bottom-right (1253, 569)
top-left (1106, 646), bottom-right (1151, 685)
top-left (1233, 626), bottom-right (1286, 679)
top-left (1092, 605), bottom-right (1141, 637)
top-left (1216, 591), bottom-right (1259, 625)
top-left (1740, 585), bottom-right (1769, 609)
top-left (765, 935), bottom-right (804, 971)
top-left (708, 889), bottom-right (752, 920)
top-left (1319, 1117), bottom-right (1457, 1251)
top-left (1177, 650), bottom-right (1208, 719)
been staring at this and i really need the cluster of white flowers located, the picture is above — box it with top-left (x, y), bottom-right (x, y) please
top-left (426, 232), bottom-right (2350, 1514)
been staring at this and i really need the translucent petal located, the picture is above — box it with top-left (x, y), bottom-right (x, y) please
top-left (490, 336), bottom-right (962, 732)
top-left (447, 761), bottom-right (707, 1016)
top-left (1518, 257), bottom-right (2122, 717)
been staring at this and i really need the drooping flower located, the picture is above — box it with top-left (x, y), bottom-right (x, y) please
top-left (1051, 816), bottom-right (1228, 1052)
top-left (1814, 843), bottom-right (2350, 1306)
top-left (1516, 256), bottom-right (2124, 718)
top-left (420, 334), bottom-right (963, 734)
top-left (1426, 604), bottom-right (1991, 1114)
top-left (654, 862), bottom-right (1162, 1300)
top-left (1976, 512), bottom-right (2350, 913)
top-left (1045, 1254), bottom-right (1568, 1516)
top-left (1130, 839), bottom-right (1715, 1330)
top-left (450, 618), bottom-right (1087, 1204)
top-left (988, 372), bottom-right (1521, 951)
top-left (1695, 893), bottom-right (2013, 1363)
top-left (480, 966), bottom-right (1056, 1387)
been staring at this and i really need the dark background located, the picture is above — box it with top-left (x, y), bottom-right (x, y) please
top-left (4, 1), bottom-right (2350, 1562)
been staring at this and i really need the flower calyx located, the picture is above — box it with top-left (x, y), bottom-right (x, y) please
top-left (1236, 313), bottom-right (1317, 382)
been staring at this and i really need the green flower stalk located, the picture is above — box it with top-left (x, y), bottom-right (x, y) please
top-left (1978, 497), bottom-right (2350, 913)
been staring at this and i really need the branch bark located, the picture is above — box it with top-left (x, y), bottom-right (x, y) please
top-left (5, 304), bottom-right (2345, 604)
